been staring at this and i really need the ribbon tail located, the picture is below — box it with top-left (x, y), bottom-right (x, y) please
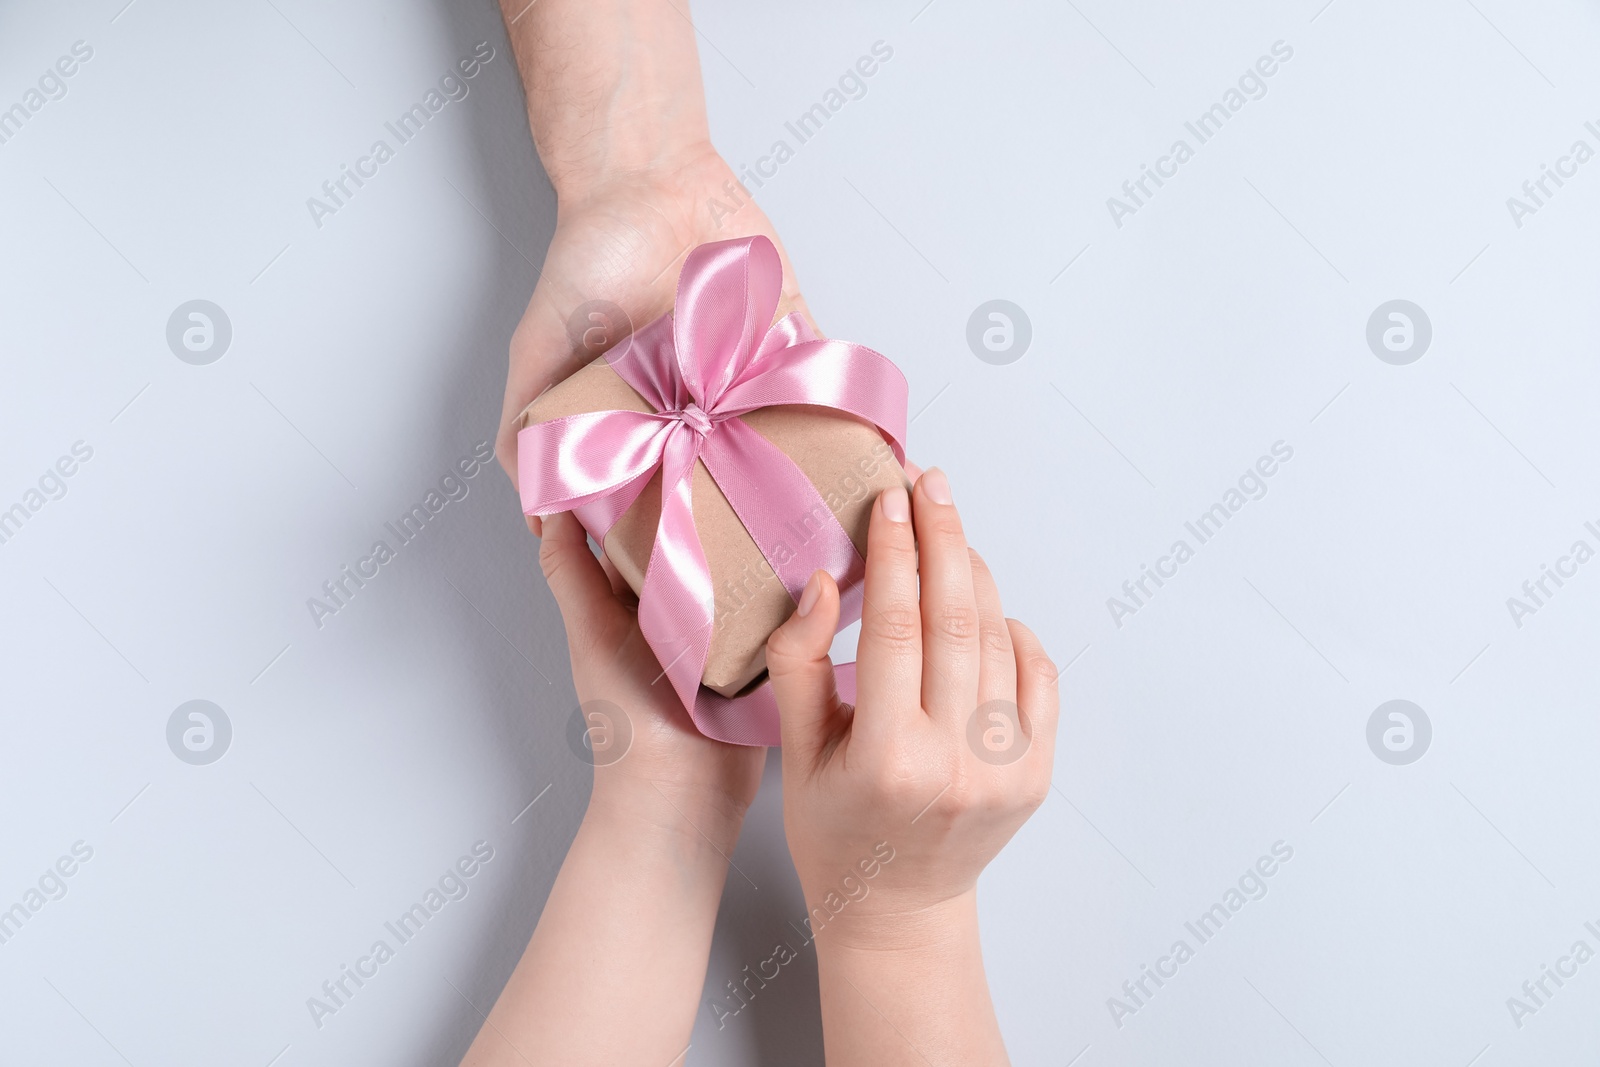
top-left (572, 466), bottom-right (653, 546)
top-left (635, 429), bottom-right (718, 723)
top-left (687, 662), bottom-right (858, 748)
top-left (698, 419), bottom-right (865, 605)
top-left (685, 421), bottom-right (866, 748)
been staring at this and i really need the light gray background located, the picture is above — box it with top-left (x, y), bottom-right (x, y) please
top-left (3, 0), bottom-right (1598, 1064)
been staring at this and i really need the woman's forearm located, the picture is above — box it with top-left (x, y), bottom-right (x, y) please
top-left (460, 783), bottom-right (742, 1066)
top-left (813, 890), bottom-right (1010, 1066)
top-left (498, 0), bottom-right (714, 201)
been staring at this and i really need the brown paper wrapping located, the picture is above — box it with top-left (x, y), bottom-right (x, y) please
top-left (521, 356), bottom-right (908, 696)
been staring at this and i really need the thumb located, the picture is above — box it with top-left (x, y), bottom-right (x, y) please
top-left (496, 297), bottom-right (566, 485)
top-left (498, 282), bottom-right (591, 502)
top-left (539, 512), bottom-right (628, 654)
top-left (499, 334), bottom-right (565, 539)
top-left (766, 570), bottom-right (843, 754)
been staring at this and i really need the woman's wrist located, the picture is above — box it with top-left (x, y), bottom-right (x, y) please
top-left (809, 886), bottom-right (984, 959)
top-left (811, 888), bottom-right (1005, 1064)
top-left (586, 772), bottom-right (749, 858)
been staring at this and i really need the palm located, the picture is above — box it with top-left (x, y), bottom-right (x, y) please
top-left (576, 608), bottom-right (767, 816)
top-left (496, 151), bottom-right (811, 477)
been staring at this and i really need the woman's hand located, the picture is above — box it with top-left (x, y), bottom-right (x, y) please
top-left (767, 467), bottom-right (1059, 933)
top-left (539, 509), bottom-right (765, 829)
top-left (461, 512), bottom-right (766, 1067)
top-left (765, 468), bottom-right (1060, 1065)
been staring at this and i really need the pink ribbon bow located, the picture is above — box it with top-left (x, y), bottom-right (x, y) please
top-left (517, 236), bottom-right (908, 746)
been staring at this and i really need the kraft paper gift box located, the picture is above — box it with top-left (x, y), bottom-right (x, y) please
top-left (519, 354), bottom-right (910, 696)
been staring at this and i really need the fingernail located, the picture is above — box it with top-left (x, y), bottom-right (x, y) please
top-left (921, 468), bottom-right (952, 505)
top-left (882, 486), bottom-right (910, 523)
top-left (796, 572), bottom-right (822, 617)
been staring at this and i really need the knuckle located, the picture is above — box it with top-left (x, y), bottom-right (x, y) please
top-left (971, 791), bottom-right (1008, 822)
top-left (867, 526), bottom-right (915, 567)
top-left (922, 510), bottom-right (966, 545)
top-left (885, 752), bottom-right (922, 793)
top-left (765, 628), bottom-right (808, 674)
top-left (1022, 648), bottom-right (1059, 691)
top-left (869, 745), bottom-right (933, 797)
top-left (864, 763), bottom-right (915, 808)
top-left (932, 604), bottom-right (980, 644)
top-left (537, 537), bottom-right (568, 582)
top-left (868, 605), bottom-right (921, 648)
top-left (979, 623), bottom-right (1013, 660)
top-left (537, 545), bottom-right (562, 582)
top-left (1019, 772), bottom-right (1052, 812)
top-left (985, 784), bottom-right (1031, 823)
top-left (764, 645), bottom-right (795, 678)
top-left (944, 773), bottom-right (987, 820)
top-left (765, 625), bottom-right (795, 659)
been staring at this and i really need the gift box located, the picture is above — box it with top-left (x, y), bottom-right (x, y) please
top-left (521, 358), bottom-right (906, 694)
top-left (516, 236), bottom-right (910, 746)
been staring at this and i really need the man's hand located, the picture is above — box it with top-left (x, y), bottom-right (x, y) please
top-left (494, 0), bottom-right (812, 533)
top-left (460, 5), bottom-right (803, 1064)
top-left (495, 152), bottom-right (812, 518)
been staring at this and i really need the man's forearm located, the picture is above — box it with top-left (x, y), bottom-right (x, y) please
top-left (498, 0), bottom-right (714, 201)
top-left (460, 785), bottom-right (742, 1066)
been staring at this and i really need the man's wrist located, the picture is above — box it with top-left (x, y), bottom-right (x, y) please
top-left (505, 0), bottom-right (713, 207)
top-left (547, 139), bottom-right (723, 217)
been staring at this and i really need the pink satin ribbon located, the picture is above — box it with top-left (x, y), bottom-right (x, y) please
top-left (517, 236), bottom-right (908, 746)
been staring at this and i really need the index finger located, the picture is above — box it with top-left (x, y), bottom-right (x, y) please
top-left (855, 485), bottom-right (922, 735)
